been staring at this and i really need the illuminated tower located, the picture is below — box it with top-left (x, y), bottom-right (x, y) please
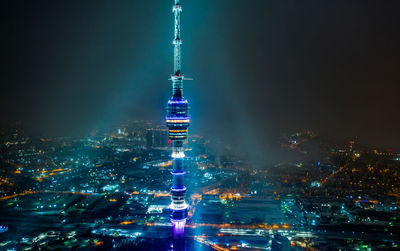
top-left (166, 0), bottom-right (190, 239)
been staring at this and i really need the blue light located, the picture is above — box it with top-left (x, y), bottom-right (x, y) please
top-left (166, 116), bottom-right (190, 120)
top-left (168, 100), bottom-right (188, 104)
top-left (171, 187), bottom-right (186, 192)
top-left (171, 171), bottom-right (186, 175)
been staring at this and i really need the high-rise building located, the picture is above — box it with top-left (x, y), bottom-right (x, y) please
top-left (146, 129), bottom-right (154, 149)
top-left (165, 0), bottom-right (190, 238)
top-left (146, 129), bottom-right (168, 149)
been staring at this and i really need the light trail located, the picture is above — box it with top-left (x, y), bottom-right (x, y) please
top-left (0, 190), bottom-right (94, 201)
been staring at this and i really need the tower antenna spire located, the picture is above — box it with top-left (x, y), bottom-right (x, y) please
top-left (173, 0), bottom-right (182, 76)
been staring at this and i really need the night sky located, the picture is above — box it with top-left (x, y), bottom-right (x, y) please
top-left (1, 0), bottom-right (400, 154)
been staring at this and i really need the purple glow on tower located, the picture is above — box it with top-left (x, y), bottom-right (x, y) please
top-left (172, 219), bottom-right (186, 239)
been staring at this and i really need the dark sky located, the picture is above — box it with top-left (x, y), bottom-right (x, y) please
top-left (1, 0), bottom-right (400, 153)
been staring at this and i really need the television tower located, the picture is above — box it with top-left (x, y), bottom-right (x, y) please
top-left (166, 0), bottom-right (190, 238)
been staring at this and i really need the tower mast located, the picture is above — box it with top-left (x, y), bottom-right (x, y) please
top-left (173, 0), bottom-right (182, 76)
top-left (166, 0), bottom-right (190, 239)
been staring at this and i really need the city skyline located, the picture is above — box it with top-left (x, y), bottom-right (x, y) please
top-left (0, 1), bottom-right (400, 250)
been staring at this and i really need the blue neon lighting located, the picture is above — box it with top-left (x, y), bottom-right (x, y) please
top-left (166, 116), bottom-right (190, 120)
top-left (171, 171), bottom-right (186, 175)
top-left (171, 187), bottom-right (186, 192)
top-left (168, 100), bottom-right (188, 104)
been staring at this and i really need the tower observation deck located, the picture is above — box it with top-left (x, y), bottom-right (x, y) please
top-left (166, 0), bottom-right (190, 238)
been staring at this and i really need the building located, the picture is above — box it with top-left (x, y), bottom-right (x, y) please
top-left (165, 0), bottom-right (191, 238)
top-left (146, 129), bottom-right (168, 149)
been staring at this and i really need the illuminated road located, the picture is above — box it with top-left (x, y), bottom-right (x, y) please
top-left (0, 190), bottom-right (94, 201)
top-left (320, 163), bottom-right (347, 187)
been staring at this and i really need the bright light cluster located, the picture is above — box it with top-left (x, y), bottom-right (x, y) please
top-left (169, 202), bottom-right (189, 211)
top-left (171, 187), bottom-right (186, 192)
top-left (172, 151), bottom-right (185, 158)
top-left (166, 119), bottom-right (190, 123)
top-left (168, 100), bottom-right (188, 104)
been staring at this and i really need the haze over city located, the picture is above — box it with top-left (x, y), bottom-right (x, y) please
top-left (2, 0), bottom-right (399, 150)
